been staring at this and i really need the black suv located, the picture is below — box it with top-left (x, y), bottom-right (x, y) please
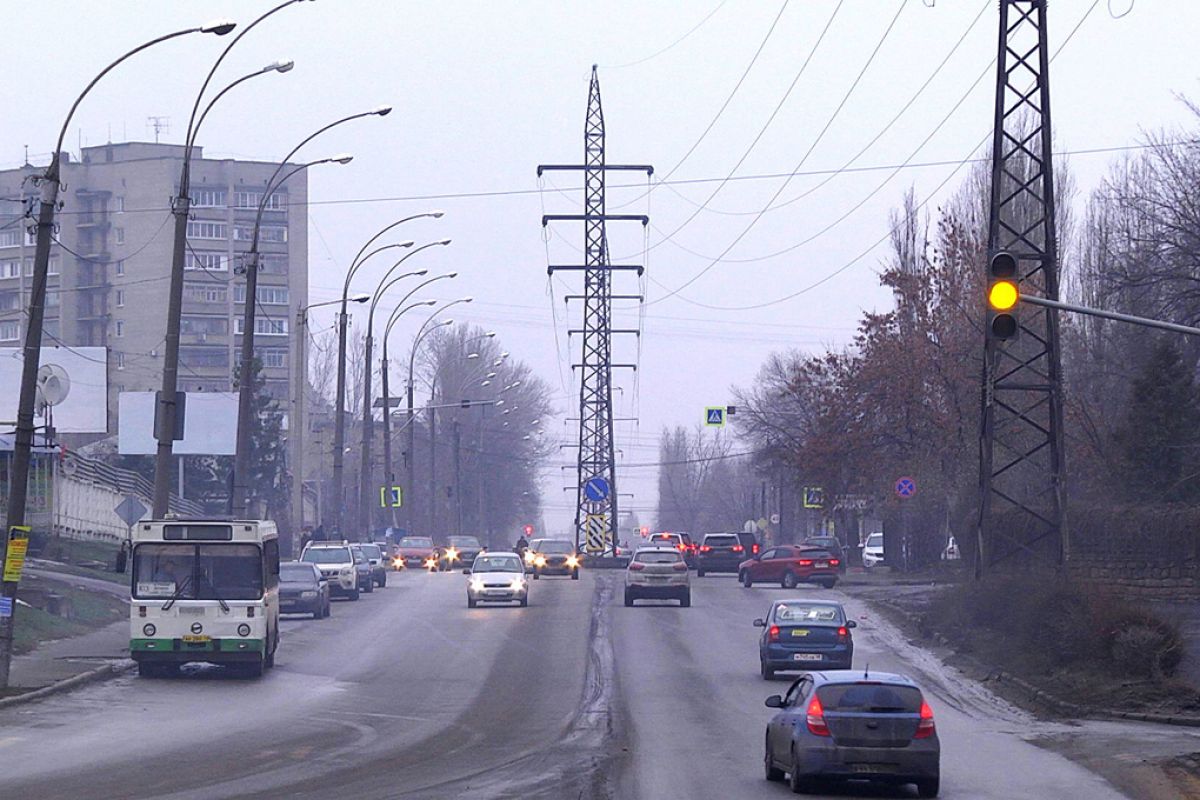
top-left (696, 532), bottom-right (748, 576)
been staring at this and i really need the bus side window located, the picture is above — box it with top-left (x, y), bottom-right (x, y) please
top-left (264, 540), bottom-right (280, 590)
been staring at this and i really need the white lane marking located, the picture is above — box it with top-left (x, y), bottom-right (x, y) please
top-left (0, 736), bottom-right (21, 749)
top-left (323, 709), bottom-right (431, 722)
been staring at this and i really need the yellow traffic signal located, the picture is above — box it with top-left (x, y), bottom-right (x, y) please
top-left (988, 280), bottom-right (1019, 311)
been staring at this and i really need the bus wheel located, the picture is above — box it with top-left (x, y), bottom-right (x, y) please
top-left (265, 641), bottom-right (276, 669)
top-left (242, 658), bottom-right (264, 678)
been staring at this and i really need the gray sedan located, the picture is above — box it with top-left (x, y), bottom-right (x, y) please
top-left (764, 670), bottom-right (940, 796)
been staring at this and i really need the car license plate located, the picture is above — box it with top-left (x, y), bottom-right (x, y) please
top-left (182, 634), bottom-right (210, 643)
top-left (851, 763), bottom-right (894, 774)
top-left (791, 629), bottom-right (809, 637)
top-left (793, 653), bottom-right (821, 661)
top-left (485, 589), bottom-right (509, 595)
top-left (816, 561), bottom-right (828, 567)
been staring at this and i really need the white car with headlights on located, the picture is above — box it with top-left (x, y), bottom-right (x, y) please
top-left (465, 552), bottom-right (529, 608)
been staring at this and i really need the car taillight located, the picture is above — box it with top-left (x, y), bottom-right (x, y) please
top-left (797, 559), bottom-right (813, 566)
top-left (752, 543), bottom-right (760, 555)
top-left (672, 561), bottom-right (688, 571)
top-left (768, 625), bottom-right (780, 642)
top-left (732, 545), bottom-right (743, 553)
top-left (914, 701), bottom-right (936, 739)
top-left (806, 696), bottom-right (830, 736)
top-left (629, 562), bottom-right (646, 571)
top-left (699, 545), bottom-right (711, 553)
top-left (837, 626), bottom-right (849, 639)
top-left (829, 558), bottom-right (840, 566)
top-left (678, 544), bottom-right (687, 552)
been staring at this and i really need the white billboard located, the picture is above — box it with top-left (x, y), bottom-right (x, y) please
top-left (118, 391), bottom-right (238, 456)
top-left (0, 346), bottom-right (109, 433)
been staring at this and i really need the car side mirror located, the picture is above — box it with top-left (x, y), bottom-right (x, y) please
top-left (462, 568), bottom-right (471, 575)
top-left (764, 695), bottom-right (784, 709)
top-left (753, 618), bottom-right (766, 627)
top-left (846, 620), bottom-right (857, 629)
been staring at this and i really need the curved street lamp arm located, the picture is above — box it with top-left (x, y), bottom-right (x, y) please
top-left (341, 241), bottom-right (414, 300)
top-left (343, 212), bottom-right (443, 297)
top-left (54, 26), bottom-right (209, 170)
top-left (191, 64), bottom-right (288, 156)
top-left (369, 269), bottom-right (430, 332)
top-left (185, 0), bottom-right (302, 163)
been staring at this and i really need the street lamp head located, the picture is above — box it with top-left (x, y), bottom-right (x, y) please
top-left (268, 60), bottom-right (295, 73)
top-left (399, 240), bottom-right (415, 248)
top-left (466, 353), bottom-right (480, 360)
top-left (349, 293), bottom-right (371, 303)
top-left (460, 296), bottom-right (474, 303)
top-left (438, 239), bottom-right (452, 246)
top-left (484, 331), bottom-right (497, 338)
top-left (481, 380), bottom-right (492, 387)
top-left (419, 299), bottom-right (437, 307)
top-left (446, 272), bottom-right (459, 279)
top-left (330, 153), bottom-right (354, 164)
top-left (372, 105), bottom-right (393, 116)
top-left (201, 19), bottom-right (237, 35)
top-left (431, 210), bottom-right (446, 218)
top-left (439, 318), bottom-right (454, 327)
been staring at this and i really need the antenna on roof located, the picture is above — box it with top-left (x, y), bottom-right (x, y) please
top-left (864, 663), bottom-right (870, 679)
top-left (147, 116), bottom-right (171, 144)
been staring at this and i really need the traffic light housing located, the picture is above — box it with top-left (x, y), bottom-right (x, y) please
top-left (988, 251), bottom-right (1019, 340)
top-left (523, 524), bottom-right (534, 536)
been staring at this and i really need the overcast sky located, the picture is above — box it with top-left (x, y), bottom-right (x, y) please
top-left (4, 0), bottom-right (1195, 533)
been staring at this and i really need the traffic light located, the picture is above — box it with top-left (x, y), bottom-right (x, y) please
top-left (987, 251), bottom-right (1019, 340)
top-left (639, 525), bottom-right (649, 537)
top-left (523, 524), bottom-right (534, 536)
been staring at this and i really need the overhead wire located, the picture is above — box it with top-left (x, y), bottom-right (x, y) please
top-left (601, 0), bottom-right (730, 69)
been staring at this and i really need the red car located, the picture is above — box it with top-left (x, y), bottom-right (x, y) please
top-left (395, 535), bottom-right (438, 569)
top-left (738, 545), bottom-right (841, 589)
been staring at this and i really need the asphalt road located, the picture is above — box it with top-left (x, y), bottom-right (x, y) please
top-left (0, 568), bottom-right (1195, 799)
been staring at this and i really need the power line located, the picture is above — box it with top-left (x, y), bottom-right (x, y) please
top-left (600, 0), bottom-right (730, 69)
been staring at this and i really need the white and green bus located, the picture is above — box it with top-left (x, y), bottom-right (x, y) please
top-left (126, 520), bottom-right (280, 678)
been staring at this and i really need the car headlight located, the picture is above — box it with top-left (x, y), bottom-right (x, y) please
top-left (469, 578), bottom-right (485, 592)
top-left (566, 555), bottom-right (580, 568)
top-left (339, 567), bottom-right (353, 577)
top-left (300, 590), bottom-right (317, 599)
top-left (524, 550), bottom-right (536, 564)
top-left (142, 623), bottom-right (156, 637)
top-left (237, 623), bottom-right (251, 637)
top-left (424, 557), bottom-right (438, 569)
top-left (534, 555), bottom-right (546, 567)
top-left (510, 578), bottom-right (526, 591)
top-left (392, 557), bottom-right (405, 568)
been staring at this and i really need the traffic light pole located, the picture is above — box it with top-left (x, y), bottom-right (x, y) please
top-left (1020, 295), bottom-right (1200, 338)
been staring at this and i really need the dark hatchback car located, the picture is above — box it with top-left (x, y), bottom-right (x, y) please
top-left (764, 671), bottom-right (940, 797)
top-left (530, 538), bottom-right (581, 579)
top-left (801, 536), bottom-right (849, 572)
top-left (696, 533), bottom-right (748, 576)
top-left (754, 599), bottom-right (854, 678)
top-left (279, 562), bottom-right (331, 619)
top-left (438, 536), bottom-right (485, 571)
top-left (739, 545), bottom-right (841, 589)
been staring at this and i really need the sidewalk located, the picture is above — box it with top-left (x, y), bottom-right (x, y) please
top-left (8, 619), bottom-right (130, 690)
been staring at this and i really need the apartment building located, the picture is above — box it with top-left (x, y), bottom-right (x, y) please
top-left (0, 141), bottom-right (308, 438)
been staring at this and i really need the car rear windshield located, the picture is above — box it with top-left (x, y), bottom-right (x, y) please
top-left (866, 534), bottom-right (883, 548)
top-left (539, 540), bottom-right (574, 553)
top-left (400, 537), bottom-right (433, 548)
top-left (703, 535), bottom-right (739, 546)
top-left (280, 564), bottom-right (316, 581)
top-left (817, 683), bottom-right (922, 713)
top-left (798, 548), bottom-right (835, 559)
top-left (361, 545), bottom-right (382, 558)
top-left (773, 603), bottom-right (844, 624)
top-left (635, 551), bottom-right (682, 564)
top-left (650, 534), bottom-right (678, 544)
top-left (450, 536), bottom-right (482, 548)
top-left (301, 548), bottom-right (351, 564)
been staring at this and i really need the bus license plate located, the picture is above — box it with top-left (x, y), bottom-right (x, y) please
top-left (182, 634), bottom-right (210, 643)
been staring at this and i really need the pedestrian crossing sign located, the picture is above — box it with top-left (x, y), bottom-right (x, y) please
top-left (585, 514), bottom-right (608, 554)
top-left (379, 486), bottom-right (403, 508)
top-left (705, 407), bottom-right (725, 427)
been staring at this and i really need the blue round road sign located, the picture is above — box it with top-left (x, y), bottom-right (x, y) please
top-left (895, 476), bottom-right (917, 499)
top-left (584, 476), bottom-right (610, 502)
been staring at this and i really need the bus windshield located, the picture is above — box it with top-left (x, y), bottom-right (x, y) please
top-left (133, 543), bottom-right (264, 600)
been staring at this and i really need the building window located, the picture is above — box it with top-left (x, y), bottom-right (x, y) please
top-left (1, 320), bottom-right (22, 341)
top-left (259, 255), bottom-right (288, 275)
top-left (0, 229), bottom-right (19, 248)
top-left (115, 290), bottom-right (125, 307)
top-left (180, 316), bottom-right (229, 336)
top-left (115, 259), bottom-right (125, 276)
top-left (0, 259), bottom-right (19, 279)
top-left (189, 189), bottom-right (227, 208)
top-left (114, 197), bottom-right (125, 214)
top-left (180, 347), bottom-right (229, 368)
top-left (236, 317), bottom-right (287, 336)
top-left (260, 226), bottom-right (287, 243)
top-left (23, 228), bottom-right (36, 247)
top-left (115, 352), bottom-right (125, 370)
top-left (256, 348), bottom-right (287, 368)
top-left (232, 191), bottom-right (286, 212)
top-left (115, 227), bottom-right (125, 245)
top-left (184, 283), bottom-right (228, 304)
top-left (115, 320), bottom-right (124, 337)
top-left (234, 285), bottom-right (289, 305)
top-left (186, 221), bottom-right (227, 240)
top-left (187, 252), bottom-right (229, 272)
top-left (45, 289), bottom-right (60, 308)
top-left (26, 255), bottom-right (61, 277)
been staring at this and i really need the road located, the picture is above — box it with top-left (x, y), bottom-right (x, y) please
top-left (0, 568), bottom-right (1195, 799)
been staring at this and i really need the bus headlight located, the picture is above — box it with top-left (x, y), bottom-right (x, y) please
top-left (142, 623), bottom-right (156, 637)
top-left (237, 624), bottom-right (251, 637)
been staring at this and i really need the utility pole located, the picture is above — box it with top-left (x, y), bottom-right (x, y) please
top-left (975, 0), bottom-right (1066, 577)
top-left (453, 418), bottom-right (462, 536)
top-left (538, 66), bottom-right (652, 556)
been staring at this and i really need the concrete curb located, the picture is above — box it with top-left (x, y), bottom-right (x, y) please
top-left (0, 659), bottom-right (136, 710)
top-left (863, 595), bottom-right (1200, 729)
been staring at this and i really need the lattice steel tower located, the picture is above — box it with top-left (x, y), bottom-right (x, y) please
top-left (976, 0), bottom-right (1067, 576)
top-left (539, 67), bottom-right (652, 553)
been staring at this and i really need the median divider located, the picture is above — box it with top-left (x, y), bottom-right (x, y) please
top-left (582, 555), bottom-right (630, 569)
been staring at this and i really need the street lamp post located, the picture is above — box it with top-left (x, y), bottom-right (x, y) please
top-left (332, 213), bottom-right (442, 537)
top-left (231, 109), bottom-right (391, 520)
top-left (154, 0), bottom-right (311, 517)
top-left (290, 294), bottom-right (367, 554)
top-left (0, 16), bottom-right (237, 693)
top-left (358, 248), bottom-right (451, 537)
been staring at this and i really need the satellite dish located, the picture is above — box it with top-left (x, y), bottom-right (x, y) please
top-left (36, 363), bottom-right (71, 410)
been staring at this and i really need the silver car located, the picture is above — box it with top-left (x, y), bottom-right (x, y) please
top-left (624, 546), bottom-right (690, 607)
top-left (466, 552), bottom-right (529, 608)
